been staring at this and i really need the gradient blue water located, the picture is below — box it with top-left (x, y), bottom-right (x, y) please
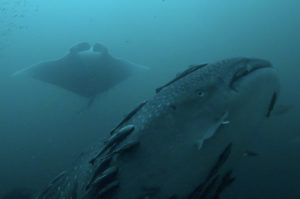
top-left (0, 0), bottom-right (299, 198)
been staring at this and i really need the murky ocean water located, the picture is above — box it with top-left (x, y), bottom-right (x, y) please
top-left (0, 0), bottom-right (299, 198)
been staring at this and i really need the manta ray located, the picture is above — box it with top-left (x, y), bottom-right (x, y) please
top-left (34, 57), bottom-right (279, 199)
top-left (13, 42), bottom-right (148, 103)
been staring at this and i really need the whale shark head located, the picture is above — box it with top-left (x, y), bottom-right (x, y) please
top-left (155, 57), bottom-right (279, 133)
top-left (155, 57), bottom-right (279, 151)
top-left (107, 57), bottom-right (280, 198)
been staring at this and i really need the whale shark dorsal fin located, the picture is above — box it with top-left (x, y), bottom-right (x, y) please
top-left (93, 43), bottom-right (108, 54)
top-left (69, 42), bottom-right (91, 54)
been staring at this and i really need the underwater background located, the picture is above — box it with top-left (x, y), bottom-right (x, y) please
top-left (0, 0), bottom-right (299, 198)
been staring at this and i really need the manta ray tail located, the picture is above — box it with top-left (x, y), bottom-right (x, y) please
top-left (87, 97), bottom-right (97, 109)
top-left (76, 96), bottom-right (97, 114)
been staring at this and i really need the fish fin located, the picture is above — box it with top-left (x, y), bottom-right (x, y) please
top-left (197, 112), bottom-right (229, 150)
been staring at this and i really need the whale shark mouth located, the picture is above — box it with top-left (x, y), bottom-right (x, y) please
top-left (229, 59), bottom-right (278, 118)
top-left (230, 61), bottom-right (272, 90)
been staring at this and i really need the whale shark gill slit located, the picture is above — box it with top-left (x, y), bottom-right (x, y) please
top-left (266, 92), bottom-right (278, 118)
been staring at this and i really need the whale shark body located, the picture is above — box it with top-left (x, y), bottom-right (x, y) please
top-left (35, 57), bottom-right (280, 199)
top-left (13, 42), bottom-right (148, 99)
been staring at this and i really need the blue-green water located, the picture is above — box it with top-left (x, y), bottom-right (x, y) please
top-left (0, 0), bottom-right (299, 198)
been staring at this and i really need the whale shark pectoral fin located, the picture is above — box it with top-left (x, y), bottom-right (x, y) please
top-left (69, 42), bottom-right (91, 54)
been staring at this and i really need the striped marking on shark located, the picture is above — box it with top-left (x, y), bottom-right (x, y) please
top-left (35, 57), bottom-right (280, 199)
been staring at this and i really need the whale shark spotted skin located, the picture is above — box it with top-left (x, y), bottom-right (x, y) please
top-left (12, 42), bottom-right (148, 99)
top-left (35, 57), bottom-right (280, 199)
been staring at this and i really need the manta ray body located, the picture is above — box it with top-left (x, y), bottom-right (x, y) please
top-left (13, 42), bottom-right (147, 99)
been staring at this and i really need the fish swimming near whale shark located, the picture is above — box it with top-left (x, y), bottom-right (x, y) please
top-left (12, 42), bottom-right (148, 105)
top-left (35, 57), bottom-right (280, 199)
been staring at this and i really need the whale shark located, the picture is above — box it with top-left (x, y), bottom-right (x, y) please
top-left (34, 57), bottom-right (280, 199)
top-left (12, 42), bottom-right (148, 101)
